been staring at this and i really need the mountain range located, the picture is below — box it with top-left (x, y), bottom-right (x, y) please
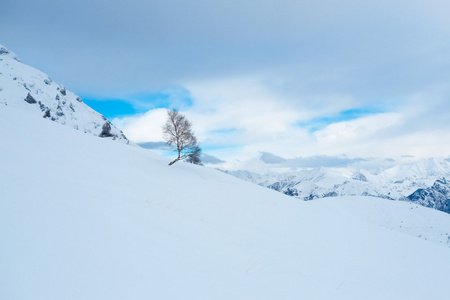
top-left (223, 157), bottom-right (450, 213)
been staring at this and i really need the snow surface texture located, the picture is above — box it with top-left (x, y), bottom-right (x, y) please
top-left (224, 160), bottom-right (450, 213)
top-left (2, 102), bottom-right (450, 300)
top-left (0, 44), bottom-right (129, 143)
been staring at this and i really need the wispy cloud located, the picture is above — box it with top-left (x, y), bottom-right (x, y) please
top-left (298, 106), bottom-right (388, 132)
top-left (259, 152), bottom-right (366, 168)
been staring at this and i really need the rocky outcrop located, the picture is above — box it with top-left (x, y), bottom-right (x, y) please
top-left (407, 178), bottom-right (450, 214)
top-left (24, 93), bottom-right (37, 104)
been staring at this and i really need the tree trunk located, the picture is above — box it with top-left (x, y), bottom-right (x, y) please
top-left (168, 158), bottom-right (179, 166)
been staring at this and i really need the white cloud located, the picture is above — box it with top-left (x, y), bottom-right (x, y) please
top-left (183, 75), bottom-right (314, 158)
top-left (314, 113), bottom-right (403, 144)
top-left (112, 108), bottom-right (167, 143)
top-left (186, 77), bottom-right (298, 131)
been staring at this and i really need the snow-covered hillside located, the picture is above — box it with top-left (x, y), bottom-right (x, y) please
top-left (0, 44), bottom-right (129, 143)
top-left (2, 98), bottom-right (450, 299)
top-left (224, 158), bottom-right (450, 213)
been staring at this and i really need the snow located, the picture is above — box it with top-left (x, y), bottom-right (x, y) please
top-left (0, 44), bottom-right (128, 143)
top-left (225, 157), bottom-right (450, 203)
top-left (1, 101), bottom-right (450, 299)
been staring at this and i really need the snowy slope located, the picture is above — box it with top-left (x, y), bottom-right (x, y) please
top-left (2, 102), bottom-right (450, 300)
top-left (0, 44), bottom-right (129, 143)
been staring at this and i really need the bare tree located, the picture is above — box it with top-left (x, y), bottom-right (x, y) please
top-left (162, 109), bottom-right (202, 166)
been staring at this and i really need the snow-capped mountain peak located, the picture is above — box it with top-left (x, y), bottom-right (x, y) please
top-left (0, 44), bottom-right (20, 62)
top-left (223, 157), bottom-right (450, 213)
top-left (0, 43), bottom-right (129, 143)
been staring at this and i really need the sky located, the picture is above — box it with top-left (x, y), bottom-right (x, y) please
top-left (2, 0), bottom-right (450, 170)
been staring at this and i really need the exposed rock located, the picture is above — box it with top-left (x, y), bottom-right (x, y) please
top-left (23, 83), bottom-right (31, 92)
top-left (0, 45), bottom-right (20, 61)
top-left (38, 101), bottom-right (48, 111)
top-left (99, 121), bottom-right (113, 137)
top-left (24, 93), bottom-right (37, 104)
top-left (353, 172), bottom-right (368, 182)
top-left (284, 188), bottom-right (299, 197)
top-left (59, 85), bottom-right (66, 95)
top-left (407, 178), bottom-right (450, 214)
top-left (323, 191), bottom-right (339, 198)
top-left (43, 109), bottom-right (51, 118)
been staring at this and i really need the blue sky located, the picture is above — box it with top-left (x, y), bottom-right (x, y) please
top-left (2, 0), bottom-right (450, 168)
top-left (83, 87), bottom-right (193, 119)
top-left (83, 98), bottom-right (138, 119)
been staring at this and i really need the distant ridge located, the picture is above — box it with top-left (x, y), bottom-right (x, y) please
top-left (223, 158), bottom-right (450, 213)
